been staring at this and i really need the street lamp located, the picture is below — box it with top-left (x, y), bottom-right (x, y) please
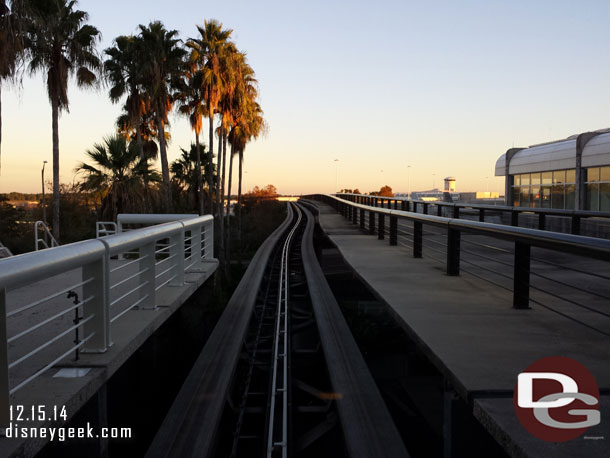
top-left (41, 160), bottom-right (48, 223)
top-left (334, 159), bottom-right (339, 193)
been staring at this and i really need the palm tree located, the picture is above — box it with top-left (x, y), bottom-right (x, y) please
top-left (171, 143), bottom-right (213, 211)
top-left (76, 134), bottom-right (159, 221)
top-left (0, 0), bottom-right (29, 173)
top-left (27, 0), bottom-right (101, 241)
top-left (177, 72), bottom-right (206, 215)
top-left (137, 21), bottom-right (187, 213)
top-left (186, 19), bottom-right (233, 215)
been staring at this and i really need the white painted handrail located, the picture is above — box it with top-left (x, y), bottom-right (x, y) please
top-left (34, 221), bottom-right (59, 251)
top-left (0, 214), bottom-right (214, 426)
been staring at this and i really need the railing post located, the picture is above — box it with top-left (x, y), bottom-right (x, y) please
top-left (511, 211), bottom-right (519, 226)
top-left (423, 203), bottom-right (428, 215)
top-left (369, 211), bottom-right (376, 235)
top-left (571, 215), bottom-right (581, 235)
top-left (401, 201), bottom-right (407, 211)
top-left (513, 242), bottom-right (531, 309)
top-left (390, 216), bottom-right (397, 246)
top-left (0, 289), bottom-right (9, 428)
top-left (538, 213), bottom-right (546, 231)
top-left (203, 220), bottom-right (214, 259)
top-left (170, 228), bottom-right (185, 286)
top-left (447, 227), bottom-right (460, 276)
top-left (352, 205), bottom-right (357, 224)
top-left (82, 256), bottom-right (108, 352)
top-left (191, 226), bottom-right (202, 265)
top-left (360, 208), bottom-right (365, 229)
top-left (452, 206), bottom-right (460, 219)
top-left (413, 222), bottom-right (422, 258)
top-left (140, 242), bottom-right (157, 310)
top-left (378, 214), bottom-right (385, 240)
top-left (437, 205), bottom-right (442, 216)
top-left (479, 208), bottom-right (485, 222)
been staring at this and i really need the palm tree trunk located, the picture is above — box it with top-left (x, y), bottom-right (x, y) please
top-left (136, 122), bottom-right (151, 212)
top-left (51, 94), bottom-right (61, 242)
top-left (215, 126), bottom-right (223, 219)
top-left (220, 130), bottom-right (227, 244)
top-left (195, 132), bottom-right (203, 215)
top-left (156, 112), bottom-right (172, 212)
top-left (207, 115), bottom-right (214, 214)
top-left (225, 144), bottom-right (234, 262)
top-left (237, 148), bottom-right (244, 246)
top-left (217, 128), bottom-right (225, 264)
top-left (0, 80), bottom-right (2, 175)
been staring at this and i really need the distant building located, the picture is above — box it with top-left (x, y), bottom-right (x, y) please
top-left (495, 128), bottom-right (610, 211)
top-left (444, 177), bottom-right (456, 192)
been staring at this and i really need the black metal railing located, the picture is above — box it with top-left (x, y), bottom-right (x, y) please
top-left (335, 193), bottom-right (610, 237)
top-left (305, 194), bottom-right (610, 338)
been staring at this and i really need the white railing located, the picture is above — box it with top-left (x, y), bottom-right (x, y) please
top-left (34, 221), bottom-right (59, 250)
top-left (96, 221), bottom-right (117, 238)
top-left (0, 214), bottom-right (214, 426)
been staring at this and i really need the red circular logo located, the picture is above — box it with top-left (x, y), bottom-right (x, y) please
top-left (513, 356), bottom-right (600, 442)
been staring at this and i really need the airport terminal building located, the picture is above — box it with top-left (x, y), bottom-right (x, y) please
top-left (495, 128), bottom-right (610, 211)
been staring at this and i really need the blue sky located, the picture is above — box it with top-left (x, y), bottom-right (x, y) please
top-left (2, 0), bottom-right (610, 194)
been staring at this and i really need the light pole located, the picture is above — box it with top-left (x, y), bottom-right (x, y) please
top-left (334, 159), bottom-right (339, 193)
top-left (41, 160), bottom-right (48, 223)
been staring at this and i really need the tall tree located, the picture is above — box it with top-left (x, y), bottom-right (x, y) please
top-left (177, 72), bottom-right (206, 215)
top-left (186, 19), bottom-right (232, 215)
top-left (138, 21), bottom-right (187, 212)
top-left (27, 0), bottom-right (101, 241)
top-left (0, 0), bottom-right (29, 174)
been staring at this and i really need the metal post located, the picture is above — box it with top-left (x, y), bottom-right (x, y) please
top-left (447, 227), bottom-right (460, 276)
top-left (511, 211), bottom-right (519, 227)
top-left (352, 205), bottom-right (357, 224)
top-left (369, 211), bottom-right (375, 235)
top-left (538, 213), bottom-right (546, 231)
top-left (423, 203), bottom-right (428, 214)
top-left (360, 208), bottom-right (365, 229)
top-left (401, 201), bottom-right (407, 211)
top-left (191, 226), bottom-right (202, 264)
top-left (82, 257), bottom-right (108, 352)
top-left (571, 215), bottom-right (581, 235)
top-left (389, 216), bottom-right (397, 246)
top-left (204, 220), bottom-right (214, 259)
top-left (139, 242), bottom-right (157, 310)
top-left (170, 229), bottom-right (185, 286)
top-left (0, 289), bottom-right (9, 427)
top-left (513, 242), bottom-right (531, 309)
top-left (437, 205), bottom-right (442, 216)
top-left (452, 206), bottom-right (460, 219)
top-left (413, 222), bottom-right (422, 258)
top-left (479, 208), bottom-right (485, 222)
top-left (378, 214), bottom-right (385, 240)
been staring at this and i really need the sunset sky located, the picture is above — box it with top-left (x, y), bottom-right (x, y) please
top-left (1, 0), bottom-right (610, 195)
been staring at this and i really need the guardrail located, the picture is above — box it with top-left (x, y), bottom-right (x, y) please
top-left (0, 214), bottom-right (214, 425)
top-left (335, 193), bottom-right (610, 236)
top-left (34, 221), bottom-right (59, 250)
top-left (308, 194), bottom-right (610, 311)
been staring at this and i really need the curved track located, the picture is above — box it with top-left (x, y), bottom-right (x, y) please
top-left (146, 202), bottom-right (409, 458)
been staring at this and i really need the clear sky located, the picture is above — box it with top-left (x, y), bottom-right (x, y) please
top-left (2, 0), bottom-right (610, 195)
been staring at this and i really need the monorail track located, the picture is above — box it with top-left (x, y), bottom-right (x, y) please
top-left (146, 202), bottom-right (409, 458)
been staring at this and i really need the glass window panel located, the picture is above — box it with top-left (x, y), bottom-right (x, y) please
top-left (520, 174), bottom-right (530, 186)
top-left (530, 186), bottom-right (540, 208)
top-left (553, 170), bottom-right (566, 184)
top-left (601, 183), bottom-right (610, 211)
top-left (566, 169), bottom-right (576, 183)
top-left (531, 173), bottom-right (541, 185)
top-left (541, 172), bottom-right (552, 185)
top-left (600, 166), bottom-right (610, 182)
top-left (540, 186), bottom-right (551, 208)
top-left (551, 185), bottom-right (564, 209)
top-left (520, 186), bottom-right (530, 207)
top-left (512, 186), bottom-right (520, 207)
top-left (513, 175), bottom-right (520, 186)
top-left (565, 184), bottom-right (576, 209)
top-left (586, 183), bottom-right (599, 211)
top-left (587, 167), bottom-right (599, 183)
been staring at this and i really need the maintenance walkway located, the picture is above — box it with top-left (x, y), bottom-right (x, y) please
top-left (311, 199), bottom-right (610, 458)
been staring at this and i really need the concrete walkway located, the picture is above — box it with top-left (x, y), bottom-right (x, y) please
top-left (313, 201), bottom-right (610, 458)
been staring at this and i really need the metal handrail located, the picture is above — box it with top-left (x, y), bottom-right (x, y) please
top-left (335, 192), bottom-right (610, 235)
top-left (307, 194), bottom-right (610, 310)
top-left (34, 221), bottom-right (59, 251)
top-left (96, 221), bottom-right (117, 238)
top-left (0, 214), bottom-right (215, 426)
